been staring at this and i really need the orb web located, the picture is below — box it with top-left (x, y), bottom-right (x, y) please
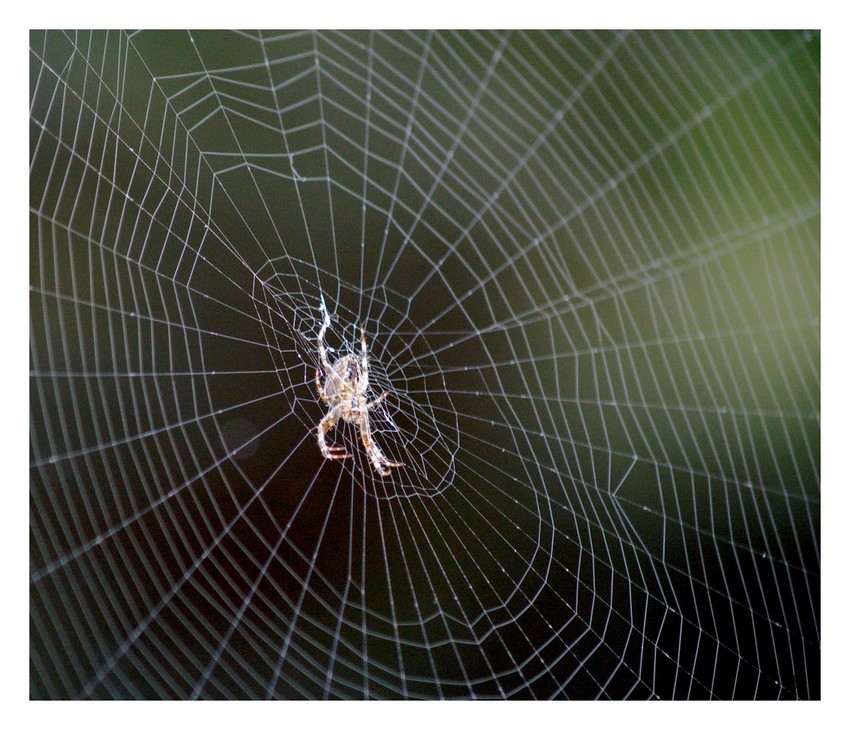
top-left (30, 29), bottom-right (819, 699)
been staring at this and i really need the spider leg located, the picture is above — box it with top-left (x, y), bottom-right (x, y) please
top-left (359, 325), bottom-right (370, 391)
top-left (367, 390), bottom-right (390, 409)
top-left (318, 310), bottom-right (332, 371)
top-left (360, 416), bottom-right (402, 476)
top-left (318, 408), bottom-right (351, 461)
top-left (315, 368), bottom-right (329, 401)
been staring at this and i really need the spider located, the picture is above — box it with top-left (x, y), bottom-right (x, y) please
top-left (315, 315), bottom-right (402, 477)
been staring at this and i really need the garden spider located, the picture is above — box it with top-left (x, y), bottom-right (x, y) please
top-left (315, 314), bottom-right (402, 477)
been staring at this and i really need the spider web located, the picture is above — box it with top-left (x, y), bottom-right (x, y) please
top-left (29, 29), bottom-right (820, 700)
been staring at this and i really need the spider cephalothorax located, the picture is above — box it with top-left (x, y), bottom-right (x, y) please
top-left (315, 315), bottom-right (402, 477)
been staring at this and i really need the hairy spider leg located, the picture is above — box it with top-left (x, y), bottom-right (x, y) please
top-left (360, 390), bottom-right (403, 474)
top-left (359, 325), bottom-right (369, 392)
top-left (359, 327), bottom-right (392, 411)
top-left (362, 330), bottom-right (403, 474)
top-left (360, 425), bottom-right (403, 475)
top-left (368, 390), bottom-right (390, 408)
top-left (318, 312), bottom-right (332, 372)
top-left (315, 368), bottom-right (328, 401)
top-left (317, 405), bottom-right (352, 460)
